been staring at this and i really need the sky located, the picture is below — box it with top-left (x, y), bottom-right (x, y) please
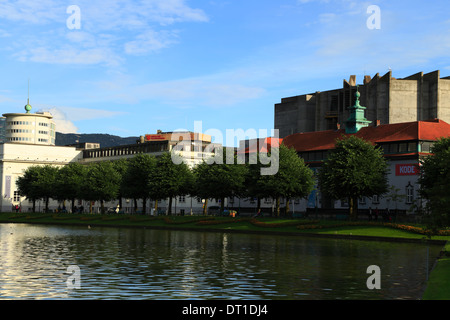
top-left (1, 0), bottom-right (450, 146)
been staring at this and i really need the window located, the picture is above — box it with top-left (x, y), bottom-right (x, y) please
top-left (179, 195), bottom-right (185, 203)
top-left (421, 142), bottom-right (433, 153)
top-left (13, 191), bottom-right (20, 202)
top-left (359, 197), bottom-right (366, 205)
top-left (399, 143), bottom-right (407, 153)
top-left (408, 142), bottom-right (417, 152)
top-left (406, 183), bottom-right (414, 204)
top-left (372, 195), bottom-right (380, 204)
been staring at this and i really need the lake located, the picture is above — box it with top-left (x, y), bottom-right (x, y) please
top-left (0, 223), bottom-right (441, 300)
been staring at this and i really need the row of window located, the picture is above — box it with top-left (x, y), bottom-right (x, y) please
top-left (7, 129), bottom-right (32, 134)
top-left (358, 183), bottom-right (414, 205)
top-left (8, 137), bottom-right (32, 142)
top-left (7, 121), bottom-right (32, 126)
top-left (7, 121), bottom-right (53, 128)
top-left (299, 141), bottom-right (434, 162)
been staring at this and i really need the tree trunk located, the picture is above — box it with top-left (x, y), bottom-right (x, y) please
top-left (349, 196), bottom-right (358, 220)
top-left (71, 198), bottom-right (76, 213)
top-left (101, 200), bottom-right (105, 214)
top-left (276, 197), bottom-right (280, 217)
top-left (168, 196), bottom-right (173, 215)
top-left (203, 199), bottom-right (208, 215)
top-left (285, 198), bottom-right (290, 217)
top-left (142, 197), bottom-right (147, 215)
top-left (154, 200), bottom-right (158, 215)
top-left (45, 196), bottom-right (49, 213)
top-left (220, 197), bottom-right (225, 213)
top-left (32, 199), bottom-right (36, 213)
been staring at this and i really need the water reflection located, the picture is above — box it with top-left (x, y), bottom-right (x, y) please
top-left (0, 223), bottom-right (441, 300)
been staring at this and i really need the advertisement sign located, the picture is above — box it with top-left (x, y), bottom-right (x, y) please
top-left (395, 164), bottom-right (418, 176)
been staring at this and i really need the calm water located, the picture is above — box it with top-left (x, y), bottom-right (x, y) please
top-left (0, 223), bottom-right (442, 300)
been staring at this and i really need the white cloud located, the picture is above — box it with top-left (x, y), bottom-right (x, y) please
top-left (124, 29), bottom-right (179, 55)
top-left (36, 106), bottom-right (126, 133)
top-left (0, 0), bottom-right (209, 66)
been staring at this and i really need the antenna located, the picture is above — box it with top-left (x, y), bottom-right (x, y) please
top-left (27, 78), bottom-right (30, 105)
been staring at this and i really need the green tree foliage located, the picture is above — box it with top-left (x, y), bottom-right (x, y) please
top-left (419, 137), bottom-right (450, 230)
top-left (17, 165), bottom-right (59, 212)
top-left (246, 144), bottom-right (314, 216)
top-left (16, 165), bottom-right (43, 212)
top-left (55, 162), bottom-right (86, 213)
top-left (121, 154), bottom-right (157, 214)
top-left (149, 152), bottom-right (194, 215)
top-left (318, 135), bottom-right (389, 220)
top-left (82, 162), bottom-right (121, 214)
top-left (194, 147), bottom-right (248, 214)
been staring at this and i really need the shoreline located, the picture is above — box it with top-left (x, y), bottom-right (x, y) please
top-left (1, 216), bottom-right (447, 246)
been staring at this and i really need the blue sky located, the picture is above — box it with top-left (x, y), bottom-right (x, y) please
top-left (1, 0), bottom-right (450, 146)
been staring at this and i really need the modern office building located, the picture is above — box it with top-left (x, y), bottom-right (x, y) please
top-left (2, 101), bottom-right (56, 145)
top-left (275, 70), bottom-right (450, 138)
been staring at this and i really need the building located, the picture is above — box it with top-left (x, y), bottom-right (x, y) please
top-left (81, 130), bottom-right (221, 168)
top-left (2, 100), bottom-right (56, 145)
top-left (275, 70), bottom-right (450, 138)
top-left (282, 89), bottom-right (450, 215)
top-left (0, 117), bottom-right (5, 143)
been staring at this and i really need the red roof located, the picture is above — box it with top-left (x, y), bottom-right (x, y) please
top-left (238, 137), bottom-right (282, 154)
top-left (283, 119), bottom-right (450, 152)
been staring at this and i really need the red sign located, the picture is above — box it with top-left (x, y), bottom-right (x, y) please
top-left (395, 164), bottom-right (418, 176)
top-left (145, 134), bottom-right (166, 141)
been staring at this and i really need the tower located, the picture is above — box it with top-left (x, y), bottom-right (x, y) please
top-left (345, 86), bottom-right (371, 134)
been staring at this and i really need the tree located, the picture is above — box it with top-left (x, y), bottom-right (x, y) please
top-left (419, 137), bottom-right (450, 230)
top-left (55, 162), bottom-right (86, 213)
top-left (193, 147), bottom-right (248, 214)
top-left (246, 144), bottom-right (314, 216)
top-left (16, 166), bottom-right (42, 213)
top-left (149, 152), bottom-right (194, 215)
top-left (318, 135), bottom-right (389, 220)
top-left (82, 162), bottom-right (121, 214)
top-left (17, 165), bottom-right (59, 213)
top-left (112, 159), bottom-right (129, 212)
top-left (121, 154), bottom-right (157, 214)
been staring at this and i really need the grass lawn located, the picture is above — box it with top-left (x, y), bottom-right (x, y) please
top-left (422, 242), bottom-right (450, 300)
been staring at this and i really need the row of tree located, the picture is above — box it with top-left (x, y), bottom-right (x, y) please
top-left (16, 135), bottom-right (450, 229)
top-left (17, 144), bottom-right (315, 215)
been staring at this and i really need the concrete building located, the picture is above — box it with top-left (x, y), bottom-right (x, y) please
top-left (275, 70), bottom-right (450, 138)
top-left (282, 89), bottom-right (450, 217)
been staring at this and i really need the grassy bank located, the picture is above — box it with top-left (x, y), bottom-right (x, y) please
top-left (422, 242), bottom-right (450, 300)
top-left (1, 212), bottom-right (449, 299)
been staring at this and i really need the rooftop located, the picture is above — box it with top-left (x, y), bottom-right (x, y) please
top-left (282, 119), bottom-right (450, 152)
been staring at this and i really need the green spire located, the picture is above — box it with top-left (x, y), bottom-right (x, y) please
top-left (25, 79), bottom-right (32, 113)
top-left (345, 85), bottom-right (371, 134)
